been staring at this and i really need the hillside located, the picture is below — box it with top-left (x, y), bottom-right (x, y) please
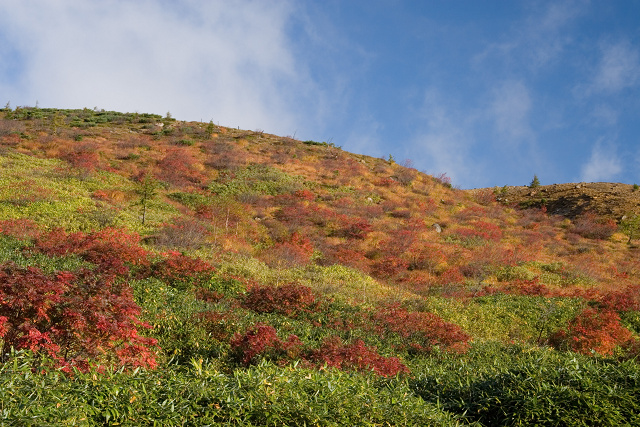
top-left (489, 182), bottom-right (640, 221)
top-left (1, 106), bottom-right (640, 425)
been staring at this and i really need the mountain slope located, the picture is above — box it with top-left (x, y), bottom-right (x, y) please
top-left (490, 182), bottom-right (640, 221)
top-left (1, 106), bottom-right (640, 425)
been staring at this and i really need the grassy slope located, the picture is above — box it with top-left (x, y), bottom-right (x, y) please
top-left (1, 107), bottom-right (639, 425)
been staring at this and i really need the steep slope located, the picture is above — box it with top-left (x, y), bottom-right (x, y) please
top-left (2, 107), bottom-right (640, 426)
top-left (489, 182), bottom-right (640, 221)
top-left (1, 106), bottom-right (639, 301)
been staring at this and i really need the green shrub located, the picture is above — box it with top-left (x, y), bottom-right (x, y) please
top-left (420, 295), bottom-right (584, 343)
top-left (529, 175), bottom-right (540, 188)
top-left (410, 342), bottom-right (640, 426)
top-left (0, 353), bottom-right (460, 426)
top-left (208, 164), bottom-right (303, 197)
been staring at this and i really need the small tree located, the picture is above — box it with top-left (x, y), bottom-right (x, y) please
top-left (620, 214), bottom-right (640, 244)
top-left (134, 172), bottom-right (159, 225)
top-left (206, 120), bottom-right (216, 138)
top-left (529, 175), bottom-right (540, 188)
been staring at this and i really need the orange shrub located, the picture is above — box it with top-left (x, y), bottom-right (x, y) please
top-left (548, 308), bottom-right (633, 356)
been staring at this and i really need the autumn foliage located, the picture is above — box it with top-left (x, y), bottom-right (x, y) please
top-left (309, 336), bottom-right (409, 377)
top-left (371, 304), bottom-right (471, 353)
top-left (32, 227), bottom-right (149, 276)
top-left (230, 323), bottom-right (302, 366)
top-left (242, 284), bottom-right (319, 317)
top-left (0, 263), bottom-right (157, 371)
top-left (548, 307), bottom-right (634, 356)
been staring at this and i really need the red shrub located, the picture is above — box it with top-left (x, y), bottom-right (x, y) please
top-left (156, 147), bottom-right (204, 187)
top-left (274, 203), bottom-right (314, 227)
top-left (548, 308), bottom-right (633, 356)
top-left (336, 217), bottom-right (372, 239)
top-left (242, 284), bottom-right (318, 317)
top-left (329, 245), bottom-right (371, 272)
top-left (294, 189), bottom-right (316, 201)
top-left (33, 228), bottom-right (150, 276)
top-left (598, 285), bottom-right (640, 312)
top-left (0, 263), bottom-right (157, 371)
top-left (309, 336), bottom-right (408, 377)
top-left (194, 288), bottom-right (224, 303)
top-left (371, 256), bottom-right (408, 279)
top-left (375, 177), bottom-right (396, 187)
top-left (152, 252), bottom-right (216, 287)
top-left (453, 221), bottom-right (502, 242)
top-left (261, 233), bottom-right (314, 268)
top-left (371, 304), bottom-right (471, 353)
top-left (505, 278), bottom-right (550, 296)
top-left (0, 219), bottom-right (41, 240)
top-left (437, 267), bottom-right (465, 286)
top-left (572, 213), bottom-right (617, 240)
top-left (61, 144), bottom-right (100, 171)
top-left (230, 323), bottom-right (302, 366)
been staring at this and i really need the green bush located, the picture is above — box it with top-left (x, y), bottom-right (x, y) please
top-left (0, 352), bottom-right (461, 426)
top-left (420, 294), bottom-right (584, 343)
top-left (410, 342), bottom-right (640, 426)
top-left (208, 164), bottom-right (303, 197)
top-left (495, 265), bottom-right (536, 282)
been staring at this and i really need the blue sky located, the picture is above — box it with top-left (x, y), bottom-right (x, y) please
top-left (1, 0), bottom-right (639, 188)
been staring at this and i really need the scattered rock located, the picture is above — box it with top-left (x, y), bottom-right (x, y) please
top-left (474, 182), bottom-right (640, 222)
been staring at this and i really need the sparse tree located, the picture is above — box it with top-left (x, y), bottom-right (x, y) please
top-left (206, 120), bottom-right (216, 138)
top-left (52, 112), bottom-right (66, 135)
top-left (529, 175), bottom-right (540, 188)
top-left (134, 172), bottom-right (159, 225)
top-left (620, 214), bottom-right (640, 244)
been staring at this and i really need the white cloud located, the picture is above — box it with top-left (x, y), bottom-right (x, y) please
top-left (474, 0), bottom-right (586, 71)
top-left (0, 0), bottom-right (328, 137)
top-left (524, 1), bottom-right (585, 68)
top-left (580, 140), bottom-right (622, 182)
top-left (410, 91), bottom-right (479, 187)
top-left (590, 40), bottom-right (640, 94)
top-left (590, 104), bottom-right (619, 126)
top-left (489, 80), bottom-right (533, 143)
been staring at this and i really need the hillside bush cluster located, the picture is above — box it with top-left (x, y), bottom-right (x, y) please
top-left (2, 108), bottom-right (640, 425)
top-left (0, 263), bottom-right (157, 372)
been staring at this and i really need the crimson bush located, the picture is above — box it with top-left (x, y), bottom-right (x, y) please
top-left (371, 304), bottom-right (471, 354)
top-left (230, 323), bottom-right (302, 366)
top-left (0, 263), bottom-right (157, 371)
top-left (309, 336), bottom-right (409, 377)
top-left (548, 307), bottom-right (633, 356)
top-left (242, 284), bottom-right (319, 317)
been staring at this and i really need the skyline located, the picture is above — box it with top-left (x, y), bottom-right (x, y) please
top-left (1, 0), bottom-right (639, 189)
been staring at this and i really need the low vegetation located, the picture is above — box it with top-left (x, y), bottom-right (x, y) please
top-left (1, 106), bottom-right (639, 425)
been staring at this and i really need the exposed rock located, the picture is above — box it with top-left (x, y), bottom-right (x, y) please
top-left (469, 182), bottom-right (640, 222)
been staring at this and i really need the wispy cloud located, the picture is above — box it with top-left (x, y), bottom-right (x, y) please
top-left (410, 91), bottom-right (479, 187)
top-left (0, 0), bottom-right (328, 137)
top-left (489, 80), bottom-right (533, 143)
top-left (580, 140), bottom-right (622, 182)
top-left (474, 0), bottom-right (586, 72)
top-left (589, 40), bottom-right (640, 94)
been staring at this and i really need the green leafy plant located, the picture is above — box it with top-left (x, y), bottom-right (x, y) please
top-left (529, 174), bottom-right (540, 188)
